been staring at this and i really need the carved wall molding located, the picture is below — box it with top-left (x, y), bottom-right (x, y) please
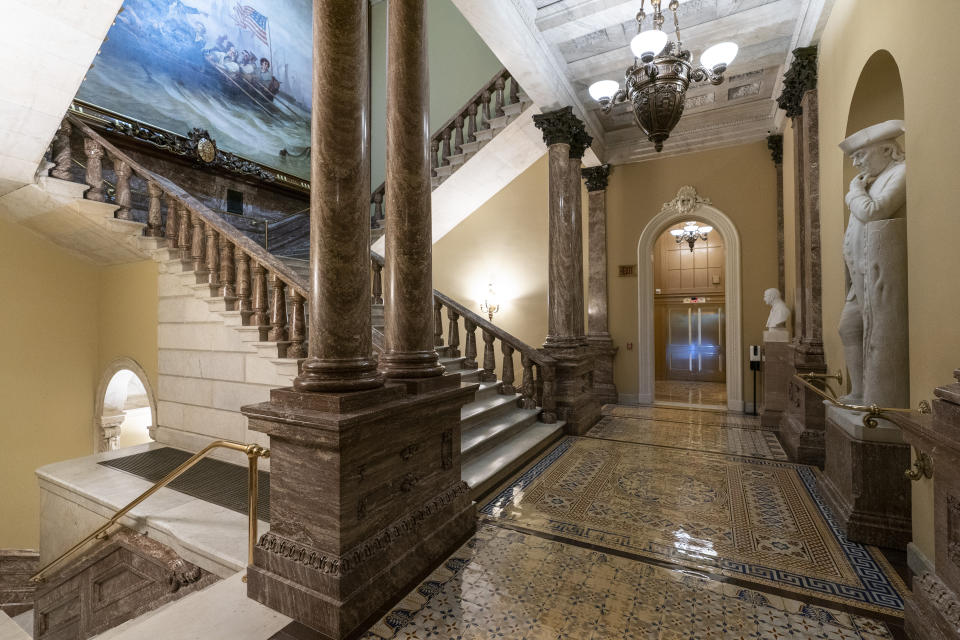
top-left (93, 357), bottom-right (158, 452)
top-left (257, 481), bottom-right (470, 577)
top-left (658, 185), bottom-right (713, 218)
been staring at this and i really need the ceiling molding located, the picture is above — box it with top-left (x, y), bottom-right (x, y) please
top-left (771, 0), bottom-right (834, 131)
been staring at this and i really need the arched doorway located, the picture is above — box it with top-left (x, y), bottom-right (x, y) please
top-left (94, 358), bottom-right (157, 452)
top-left (636, 186), bottom-right (743, 411)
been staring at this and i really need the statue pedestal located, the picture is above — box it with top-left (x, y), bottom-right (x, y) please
top-left (760, 334), bottom-right (792, 429)
top-left (779, 343), bottom-right (827, 466)
top-left (819, 404), bottom-right (911, 549)
top-left (241, 378), bottom-right (477, 639)
top-left (587, 335), bottom-right (618, 406)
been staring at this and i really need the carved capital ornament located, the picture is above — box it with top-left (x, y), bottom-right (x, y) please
top-left (581, 164), bottom-right (612, 192)
top-left (776, 46), bottom-right (818, 118)
top-left (533, 106), bottom-right (584, 148)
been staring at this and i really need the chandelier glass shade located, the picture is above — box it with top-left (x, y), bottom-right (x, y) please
top-left (670, 222), bottom-right (712, 252)
top-left (588, 0), bottom-right (738, 152)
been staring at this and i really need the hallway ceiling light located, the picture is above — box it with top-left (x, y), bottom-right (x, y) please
top-left (670, 222), bottom-right (712, 251)
top-left (588, 0), bottom-right (738, 152)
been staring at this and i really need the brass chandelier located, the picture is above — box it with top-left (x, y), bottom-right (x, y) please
top-left (588, 0), bottom-right (738, 152)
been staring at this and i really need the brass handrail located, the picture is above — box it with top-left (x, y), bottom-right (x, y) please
top-left (793, 372), bottom-right (920, 429)
top-left (31, 440), bottom-right (269, 584)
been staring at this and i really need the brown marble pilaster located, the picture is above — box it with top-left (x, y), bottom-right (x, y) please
top-left (582, 164), bottom-right (618, 406)
top-left (533, 106), bottom-right (600, 434)
top-left (293, 0), bottom-right (381, 393)
top-left (380, 0), bottom-right (443, 381)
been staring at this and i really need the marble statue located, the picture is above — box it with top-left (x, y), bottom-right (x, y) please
top-left (764, 288), bottom-right (790, 329)
top-left (837, 119), bottom-right (909, 407)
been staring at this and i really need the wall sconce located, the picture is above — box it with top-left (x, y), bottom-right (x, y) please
top-left (480, 282), bottom-right (500, 321)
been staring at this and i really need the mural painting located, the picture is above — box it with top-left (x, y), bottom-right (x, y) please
top-left (77, 0), bottom-right (312, 178)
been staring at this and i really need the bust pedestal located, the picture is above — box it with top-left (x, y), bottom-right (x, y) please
top-left (760, 329), bottom-right (791, 429)
top-left (818, 404), bottom-right (911, 549)
top-left (241, 377), bottom-right (477, 639)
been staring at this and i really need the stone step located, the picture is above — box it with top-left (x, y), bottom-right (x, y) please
top-left (269, 359), bottom-right (300, 378)
top-left (461, 406), bottom-right (540, 462)
top-left (461, 421), bottom-right (564, 500)
top-left (136, 236), bottom-right (167, 251)
top-left (0, 610), bottom-right (31, 640)
top-left (235, 326), bottom-right (265, 343)
top-left (218, 310), bottom-right (243, 327)
top-left (461, 391), bottom-right (520, 430)
top-left (252, 341), bottom-right (289, 360)
top-left (466, 380), bottom-right (500, 402)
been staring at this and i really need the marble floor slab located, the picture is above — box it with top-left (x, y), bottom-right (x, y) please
top-left (481, 437), bottom-right (908, 617)
top-left (587, 415), bottom-right (788, 460)
top-left (362, 525), bottom-right (897, 639)
top-left (655, 380), bottom-right (727, 407)
top-left (605, 405), bottom-right (764, 429)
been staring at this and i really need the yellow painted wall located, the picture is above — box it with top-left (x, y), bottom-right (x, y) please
top-left (0, 219), bottom-right (157, 549)
top-left (817, 0), bottom-right (960, 562)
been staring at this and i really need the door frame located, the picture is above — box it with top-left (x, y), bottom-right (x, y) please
top-left (636, 186), bottom-right (743, 411)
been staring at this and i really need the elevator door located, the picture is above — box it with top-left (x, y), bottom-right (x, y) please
top-left (666, 303), bottom-right (725, 382)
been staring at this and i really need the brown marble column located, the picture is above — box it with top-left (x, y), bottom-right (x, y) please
top-left (533, 106), bottom-right (600, 434)
top-left (768, 134), bottom-right (786, 295)
top-left (293, 0), bottom-right (381, 393)
top-left (582, 164), bottom-right (618, 405)
top-left (380, 0), bottom-right (443, 381)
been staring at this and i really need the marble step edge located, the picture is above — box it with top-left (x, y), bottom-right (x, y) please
top-left (461, 391), bottom-right (521, 429)
top-left (462, 421), bottom-right (565, 500)
top-left (461, 407), bottom-right (541, 462)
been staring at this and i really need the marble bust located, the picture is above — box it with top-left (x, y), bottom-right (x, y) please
top-left (764, 288), bottom-right (790, 329)
top-left (837, 119), bottom-right (907, 405)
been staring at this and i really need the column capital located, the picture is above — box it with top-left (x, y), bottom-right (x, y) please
top-left (767, 134), bottom-right (783, 165)
top-left (776, 46), bottom-right (818, 118)
top-left (568, 127), bottom-right (593, 159)
top-left (581, 164), bottom-right (611, 191)
top-left (533, 106), bottom-right (583, 148)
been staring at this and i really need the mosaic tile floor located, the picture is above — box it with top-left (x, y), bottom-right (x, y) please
top-left (363, 526), bottom-right (896, 640)
top-left (481, 438), bottom-right (907, 616)
top-left (605, 405), bottom-right (764, 430)
top-left (587, 415), bottom-right (788, 461)
top-left (655, 380), bottom-right (728, 407)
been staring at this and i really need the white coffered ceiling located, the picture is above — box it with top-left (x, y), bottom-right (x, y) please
top-left (454, 0), bottom-right (833, 164)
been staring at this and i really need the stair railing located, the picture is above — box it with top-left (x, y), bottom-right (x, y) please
top-left (370, 253), bottom-right (557, 423)
top-left (370, 67), bottom-right (526, 229)
top-left (57, 115), bottom-right (311, 359)
top-left (31, 440), bottom-right (269, 584)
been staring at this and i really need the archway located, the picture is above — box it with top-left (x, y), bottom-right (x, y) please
top-left (636, 186), bottom-right (743, 411)
top-left (94, 358), bottom-right (157, 452)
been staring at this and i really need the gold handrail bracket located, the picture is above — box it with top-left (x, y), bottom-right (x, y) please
top-left (31, 440), bottom-right (269, 584)
top-left (793, 372), bottom-right (913, 429)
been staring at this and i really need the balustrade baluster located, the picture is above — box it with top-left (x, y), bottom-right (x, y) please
top-left (190, 211), bottom-right (207, 277)
top-left (251, 262), bottom-right (270, 337)
top-left (434, 300), bottom-right (444, 347)
top-left (541, 366), bottom-right (558, 423)
top-left (372, 191), bottom-right (384, 228)
top-left (177, 204), bottom-right (190, 257)
top-left (480, 90), bottom-right (492, 130)
top-left (454, 116), bottom-right (464, 155)
top-left (288, 292), bottom-right (306, 358)
top-left (82, 138), bottom-right (105, 202)
top-left (219, 235), bottom-right (235, 302)
top-left (235, 247), bottom-right (252, 324)
top-left (463, 318), bottom-right (478, 369)
top-left (268, 276), bottom-right (288, 342)
top-left (534, 364), bottom-right (544, 406)
top-left (481, 330), bottom-right (497, 382)
top-left (440, 128), bottom-right (451, 166)
top-left (447, 309), bottom-right (461, 358)
top-left (145, 181), bottom-right (163, 236)
top-left (205, 222), bottom-right (220, 288)
top-left (494, 76), bottom-right (506, 117)
top-left (113, 159), bottom-right (132, 220)
top-left (520, 354), bottom-right (537, 409)
top-left (430, 139), bottom-right (440, 176)
top-left (372, 261), bottom-right (383, 305)
top-left (164, 196), bottom-right (178, 244)
top-left (51, 120), bottom-right (72, 180)
top-left (509, 75), bottom-right (521, 105)
top-left (501, 343), bottom-right (516, 394)
top-left (467, 103), bottom-right (478, 142)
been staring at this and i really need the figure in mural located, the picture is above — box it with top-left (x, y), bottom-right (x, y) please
top-left (763, 288), bottom-right (790, 329)
top-left (838, 119), bottom-right (907, 405)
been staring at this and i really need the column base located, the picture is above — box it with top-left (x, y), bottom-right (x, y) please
top-left (241, 380), bottom-right (477, 639)
top-left (778, 342), bottom-right (826, 467)
top-left (760, 340), bottom-right (792, 429)
top-left (587, 335), bottom-right (618, 406)
top-left (907, 571), bottom-right (960, 640)
top-left (818, 405), bottom-right (911, 549)
top-left (542, 345), bottom-right (600, 435)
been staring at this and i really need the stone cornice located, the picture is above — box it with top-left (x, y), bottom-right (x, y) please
top-left (767, 134), bottom-right (783, 165)
top-left (776, 46), bottom-right (818, 119)
top-left (581, 164), bottom-right (611, 191)
top-left (533, 106), bottom-right (584, 149)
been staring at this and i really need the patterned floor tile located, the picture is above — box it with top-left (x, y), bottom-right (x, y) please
top-left (655, 380), bottom-right (728, 406)
top-left (586, 415), bottom-right (788, 460)
top-left (481, 437), bottom-right (908, 616)
top-left (604, 405), bottom-right (764, 429)
top-left (363, 526), bottom-right (895, 639)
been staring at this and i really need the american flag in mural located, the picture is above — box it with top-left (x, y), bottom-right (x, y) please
top-left (233, 4), bottom-right (269, 45)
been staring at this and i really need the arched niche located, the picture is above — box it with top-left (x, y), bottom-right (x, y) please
top-left (94, 357), bottom-right (158, 452)
top-left (636, 186), bottom-right (743, 411)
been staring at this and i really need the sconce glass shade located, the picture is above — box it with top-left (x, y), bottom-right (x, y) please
top-left (683, 223), bottom-right (699, 233)
top-left (670, 229), bottom-right (684, 236)
top-left (630, 29), bottom-right (668, 59)
top-left (700, 42), bottom-right (738, 70)
top-left (699, 225), bottom-right (713, 234)
top-left (589, 80), bottom-right (620, 101)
